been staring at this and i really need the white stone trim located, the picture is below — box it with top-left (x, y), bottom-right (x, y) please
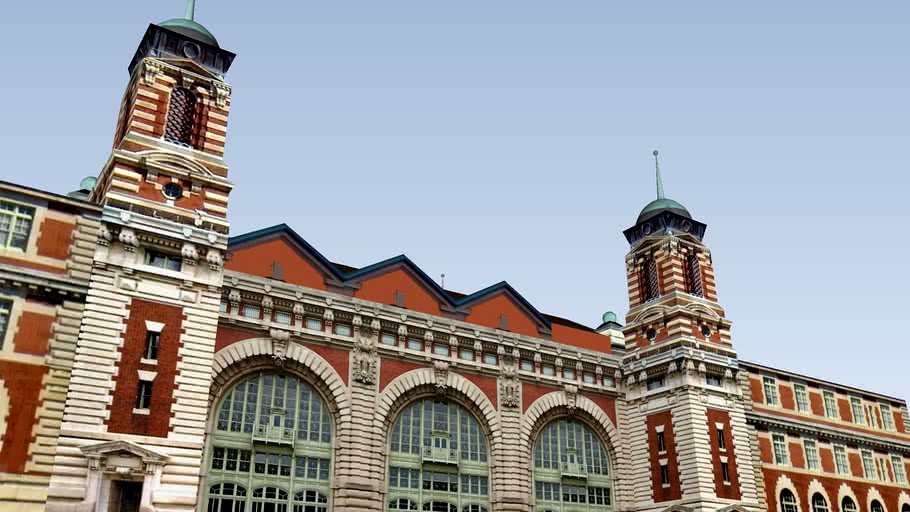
top-left (137, 369), bottom-right (157, 381)
top-left (144, 320), bottom-right (165, 332)
top-left (806, 478), bottom-right (832, 509)
top-left (774, 474), bottom-right (801, 512)
top-left (836, 482), bottom-right (860, 512)
top-left (867, 487), bottom-right (888, 512)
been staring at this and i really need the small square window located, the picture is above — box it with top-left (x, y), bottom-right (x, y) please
top-left (520, 359), bottom-right (533, 371)
top-left (335, 323), bottom-right (352, 336)
top-left (0, 201), bottom-right (35, 250)
top-left (706, 374), bottom-right (722, 387)
top-left (542, 365), bottom-right (555, 376)
top-left (583, 372), bottom-right (595, 384)
top-left (274, 311), bottom-right (292, 325)
top-left (242, 304), bottom-right (260, 319)
top-left (433, 344), bottom-right (449, 356)
top-left (563, 368), bottom-right (575, 380)
top-left (406, 338), bottom-right (422, 351)
top-left (646, 376), bottom-right (665, 391)
top-left (145, 249), bottom-right (182, 272)
top-left (381, 333), bottom-right (397, 346)
top-left (219, 300), bottom-right (228, 313)
top-left (306, 317), bottom-right (323, 330)
top-left (136, 380), bottom-right (153, 409)
top-left (482, 353), bottom-right (497, 365)
top-left (144, 331), bottom-right (160, 360)
top-left (459, 348), bottom-right (473, 361)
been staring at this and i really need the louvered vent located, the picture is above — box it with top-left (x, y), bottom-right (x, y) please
top-left (164, 88), bottom-right (197, 147)
top-left (643, 258), bottom-right (660, 302)
top-left (686, 254), bottom-right (703, 297)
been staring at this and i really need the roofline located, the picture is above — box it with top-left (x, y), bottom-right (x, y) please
top-left (227, 224), bottom-right (345, 280)
top-left (455, 281), bottom-right (552, 329)
top-left (0, 180), bottom-right (102, 212)
top-left (342, 254), bottom-right (457, 307)
top-left (740, 359), bottom-right (907, 405)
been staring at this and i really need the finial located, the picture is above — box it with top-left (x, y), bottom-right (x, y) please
top-left (653, 149), bottom-right (665, 200)
top-left (184, 0), bottom-right (196, 20)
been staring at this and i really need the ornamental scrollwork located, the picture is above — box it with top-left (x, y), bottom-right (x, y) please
top-left (351, 317), bottom-right (378, 385)
top-left (434, 361), bottom-right (449, 394)
top-left (269, 328), bottom-right (290, 367)
top-left (499, 360), bottom-right (520, 408)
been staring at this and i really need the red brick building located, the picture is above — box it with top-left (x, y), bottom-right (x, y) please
top-left (0, 6), bottom-right (907, 512)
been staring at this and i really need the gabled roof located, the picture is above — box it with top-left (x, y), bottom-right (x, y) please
top-left (228, 224), bottom-right (570, 332)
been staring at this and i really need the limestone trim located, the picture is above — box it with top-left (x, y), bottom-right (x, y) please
top-left (773, 474), bottom-right (801, 512)
top-left (806, 478), bottom-right (833, 509)
top-left (867, 487), bottom-right (888, 512)
top-left (836, 482), bottom-right (860, 511)
top-left (896, 491), bottom-right (910, 512)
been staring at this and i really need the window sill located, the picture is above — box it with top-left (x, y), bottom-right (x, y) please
top-left (132, 408), bottom-right (151, 415)
top-left (139, 358), bottom-right (158, 366)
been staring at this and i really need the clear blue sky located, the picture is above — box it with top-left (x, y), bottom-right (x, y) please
top-left (2, 1), bottom-right (908, 401)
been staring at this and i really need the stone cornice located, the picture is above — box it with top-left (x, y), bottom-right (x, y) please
top-left (747, 410), bottom-right (910, 454)
top-left (0, 264), bottom-right (89, 299)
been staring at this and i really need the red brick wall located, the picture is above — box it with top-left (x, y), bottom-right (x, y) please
top-left (305, 342), bottom-right (350, 386)
top-left (0, 362), bottom-right (46, 474)
top-left (647, 411), bottom-right (682, 502)
top-left (462, 373), bottom-right (498, 408)
top-left (751, 377), bottom-right (764, 404)
top-left (780, 384), bottom-right (795, 410)
top-left (763, 467), bottom-right (909, 512)
top-left (706, 409), bottom-right (741, 499)
top-left (809, 390), bottom-right (825, 416)
top-left (589, 395), bottom-right (617, 427)
top-left (108, 299), bottom-right (183, 437)
top-left (35, 218), bottom-right (74, 260)
top-left (464, 293), bottom-right (539, 338)
top-left (522, 383), bottom-right (559, 413)
top-left (12, 311), bottom-right (54, 356)
top-left (380, 359), bottom-right (423, 391)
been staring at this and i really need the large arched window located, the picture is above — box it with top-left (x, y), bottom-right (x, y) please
top-left (164, 87), bottom-right (197, 147)
top-left (842, 497), bottom-right (857, 512)
top-left (205, 373), bottom-right (332, 512)
top-left (812, 494), bottom-right (829, 512)
top-left (871, 501), bottom-right (885, 512)
top-left (387, 399), bottom-right (489, 512)
top-left (533, 419), bottom-right (613, 511)
top-left (902, 504), bottom-right (909, 512)
top-left (780, 490), bottom-right (799, 512)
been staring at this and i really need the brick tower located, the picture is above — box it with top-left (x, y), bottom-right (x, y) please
top-left (46, 3), bottom-right (236, 511)
top-left (619, 152), bottom-right (760, 512)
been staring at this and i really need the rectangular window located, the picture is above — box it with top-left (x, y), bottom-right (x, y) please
top-left (851, 397), bottom-right (865, 425)
top-left (145, 249), bottom-right (182, 271)
top-left (406, 338), bottom-right (422, 351)
top-left (763, 376), bottom-right (779, 406)
top-left (660, 464), bottom-right (670, 486)
top-left (433, 344), bottom-right (449, 356)
top-left (520, 359), bottom-right (534, 371)
top-left (880, 403), bottom-right (896, 431)
top-left (0, 300), bottom-right (11, 349)
top-left (542, 365), bottom-right (555, 376)
top-left (136, 380), bottom-right (153, 409)
top-left (563, 368), bottom-right (575, 380)
top-left (274, 311), bottom-right (292, 325)
top-left (335, 323), bottom-right (352, 336)
top-left (242, 304), bottom-right (260, 319)
top-left (219, 300), bottom-right (228, 313)
top-left (772, 434), bottom-right (789, 465)
top-left (706, 374), bottom-right (723, 387)
top-left (716, 427), bottom-right (726, 450)
top-left (0, 201), bottom-right (35, 250)
top-left (834, 445), bottom-right (849, 475)
top-left (804, 439), bottom-right (820, 471)
top-left (482, 353), bottom-right (497, 365)
top-left (459, 348), bottom-right (473, 361)
top-left (862, 449), bottom-right (876, 479)
top-left (143, 331), bottom-right (160, 360)
top-left (305, 317), bottom-right (322, 330)
top-left (794, 383), bottom-right (810, 413)
top-left (583, 372), bottom-right (595, 384)
top-left (892, 455), bottom-right (906, 483)
top-left (646, 376), bottom-right (665, 391)
top-left (721, 461), bottom-right (730, 483)
top-left (656, 431), bottom-right (666, 453)
top-left (381, 333), bottom-right (397, 346)
top-left (823, 390), bottom-right (839, 418)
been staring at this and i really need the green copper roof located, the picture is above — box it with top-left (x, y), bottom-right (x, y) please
top-left (636, 150), bottom-right (691, 223)
top-left (159, 0), bottom-right (219, 47)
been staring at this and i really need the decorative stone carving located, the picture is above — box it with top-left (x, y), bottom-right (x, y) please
top-left (323, 309), bottom-right (334, 331)
top-left (424, 330), bottom-right (434, 349)
top-left (211, 82), bottom-right (232, 108)
top-left (118, 228), bottom-right (139, 251)
top-left (352, 319), bottom-right (377, 385)
top-left (665, 235), bottom-right (680, 256)
top-left (179, 74), bottom-right (196, 89)
top-left (292, 303), bottom-right (304, 323)
top-left (555, 357), bottom-right (563, 374)
top-left (228, 290), bottom-right (241, 312)
top-left (181, 242), bottom-right (198, 264)
top-left (207, 249), bottom-right (224, 270)
top-left (434, 361), bottom-right (449, 394)
top-left (261, 297), bottom-right (273, 318)
top-left (565, 384), bottom-right (578, 414)
top-left (667, 361), bottom-right (678, 374)
top-left (448, 335), bottom-right (459, 352)
top-left (499, 360), bottom-right (520, 408)
top-left (269, 329), bottom-right (290, 366)
top-left (140, 59), bottom-right (164, 86)
top-left (397, 324), bottom-right (408, 345)
top-left (97, 225), bottom-right (112, 246)
top-left (697, 362), bottom-right (707, 374)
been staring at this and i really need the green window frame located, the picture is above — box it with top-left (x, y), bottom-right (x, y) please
top-left (533, 419), bottom-right (613, 511)
top-left (0, 200), bottom-right (35, 250)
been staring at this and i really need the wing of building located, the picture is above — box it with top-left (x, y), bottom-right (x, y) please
top-left (0, 7), bottom-right (908, 512)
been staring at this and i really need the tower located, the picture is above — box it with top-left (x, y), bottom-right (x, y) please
top-left (46, 4), bottom-right (236, 511)
top-left (619, 152), bottom-right (760, 512)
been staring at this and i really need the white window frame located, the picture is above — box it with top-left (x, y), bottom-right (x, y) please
top-left (891, 455), bottom-right (906, 483)
top-left (803, 439), bottom-right (820, 471)
top-left (772, 433), bottom-right (789, 466)
top-left (0, 200), bottom-right (36, 250)
top-left (850, 397), bottom-right (865, 425)
top-left (861, 449), bottom-right (876, 479)
top-left (833, 444), bottom-right (849, 475)
top-left (0, 300), bottom-right (12, 350)
top-left (763, 376), bottom-right (779, 406)
top-left (880, 403), bottom-right (896, 431)
top-left (823, 390), bottom-right (839, 419)
top-left (794, 383), bottom-right (810, 413)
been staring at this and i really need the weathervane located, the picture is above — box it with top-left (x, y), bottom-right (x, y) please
top-left (653, 149), bottom-right (665, 200)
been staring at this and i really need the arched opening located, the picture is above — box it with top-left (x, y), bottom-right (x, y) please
top-left (164, 87), bottom-right (197, 147)
top-left (841, 497), bottom-right (857, 512)
top-left (533, 418), bottom-right (613, 511)
top-left (386, 399), bottom-right (490, 511)
top-left (871, 501), bottom-right (885, 512)
top-left (780, 489), bottom-right (799, 512)
top-left (901, 504), bottom-right (909, 512)
top-left (204, 372), bottom-right (333, 512)
top-left (812, 494), bottom-right (829, 512)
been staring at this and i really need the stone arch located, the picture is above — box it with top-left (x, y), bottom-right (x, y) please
top-left (715, 506), bottom-right (748, 512)
top-left (807, 479), bottom-right (832, 512)
top-left (867, 488), bottom-right (887, 512)
top-left (774, 474), bottom-right (801, 512)
top-left (896, 491), bottom-right (910, 512)
top-left (837, 483), bottom-right (860, 512)
top-left (660, 506), bottom-right (696, 512)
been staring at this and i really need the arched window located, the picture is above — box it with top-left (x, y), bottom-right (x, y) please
top-left (164, 87), bottom-right (197, 147)
top-left (842, 497), bottom-right (857, 512)
top-left (533, 419), bottom-right (613, 511)
top-left (901, 504), bottom-right (909, 512)
top-left (206, 373), bottom-right (332, 512)
top-left (684, 254), bottom-right (704, 297)
top-left (871, 501), bottom-right (885, 512)
top-left (387, 399), bottom-right (489, 511)
top-left (780, 490), bottom-right (799, 512)
top-left (642, 258), bottom-right (660, 301)
top-left (812, 494), bottom-right (829, 512)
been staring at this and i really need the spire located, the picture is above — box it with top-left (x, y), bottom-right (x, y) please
top-left (653, 150), bottom-right (665, 200)
top-left (184, 0), bottom-right (196, 20)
